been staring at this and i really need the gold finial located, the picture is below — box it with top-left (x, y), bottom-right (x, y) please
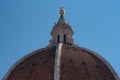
top-left (59, 7), bottom-right (65, 15)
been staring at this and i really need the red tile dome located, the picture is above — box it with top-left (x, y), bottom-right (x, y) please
top-left (3, 44), bottom-right (119, 80)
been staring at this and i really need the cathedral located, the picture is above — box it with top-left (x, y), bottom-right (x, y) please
top-left (3, 8), bottom-right (119, 80)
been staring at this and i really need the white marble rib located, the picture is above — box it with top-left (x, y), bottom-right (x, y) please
top-left (54, 43), bottom-right (63, 80)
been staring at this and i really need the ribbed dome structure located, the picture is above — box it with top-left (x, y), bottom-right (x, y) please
top-left (3, 8), bottom-right (119, 80)
top-left (3, 44), bottom-right (119, 80)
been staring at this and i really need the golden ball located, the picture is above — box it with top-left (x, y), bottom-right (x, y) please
top-left (59, 7), bottom-right (65, 15)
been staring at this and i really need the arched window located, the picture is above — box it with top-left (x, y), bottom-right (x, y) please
top-left (57, 34), bottom-right (60, 43)
top-left (64, 34), bottom-right (67, 44)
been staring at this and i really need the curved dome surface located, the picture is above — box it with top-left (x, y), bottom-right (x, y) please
top-left (3, 44), bottom-right (119, 80)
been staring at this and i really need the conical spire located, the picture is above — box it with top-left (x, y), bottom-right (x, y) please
top-left (57, 7), bottom-right (66, 24)
top-left (57, 15), bottom-right (66, 24)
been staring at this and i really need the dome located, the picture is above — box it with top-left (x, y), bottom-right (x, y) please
top-left (3, 44), bottom-right (119, 80)
top-left (3, 8), bottom-right (119, 80)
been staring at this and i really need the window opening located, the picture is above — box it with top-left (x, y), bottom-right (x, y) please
top-left (64, 34), bottom-right (67, 44)
top-left (57, 34), bottom-right (60, 43)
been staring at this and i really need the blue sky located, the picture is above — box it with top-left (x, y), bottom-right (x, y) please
top-left (0, 0), bottom-right (120, 79)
